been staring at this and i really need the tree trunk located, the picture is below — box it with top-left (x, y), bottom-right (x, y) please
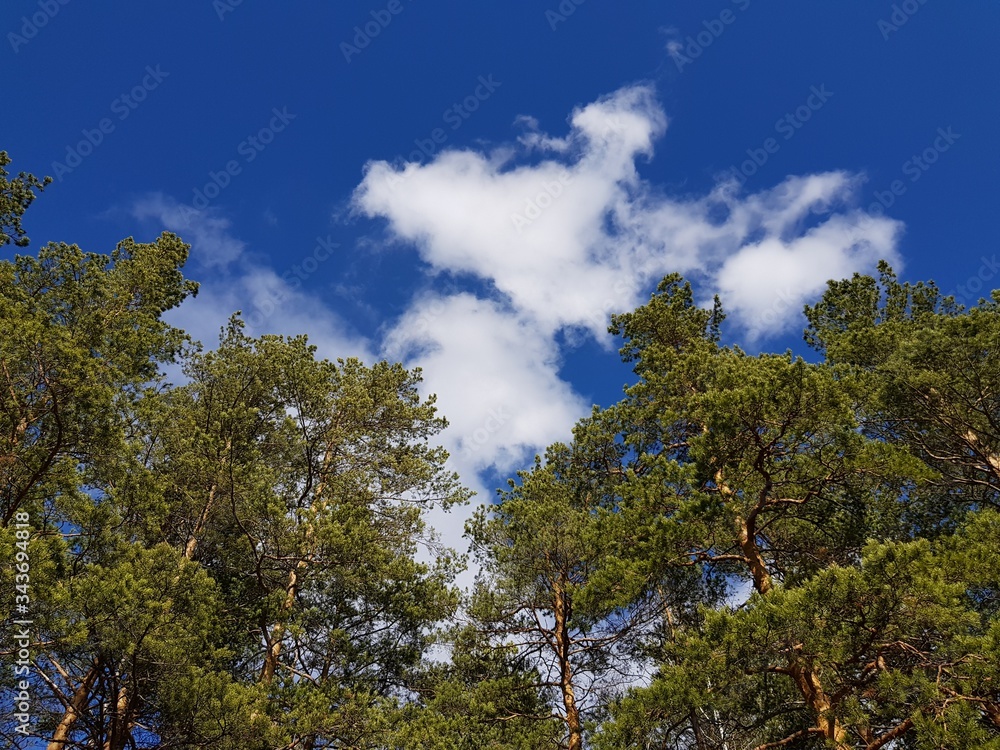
top-left (715, 469), bottom-right (773, 596)
top-left (964, 430), bottom-right (1000, 482)
top-left (553, 574), bottom-right (583, 750)
top-left (789, 660), bottom-right (850, 750)
top-left (728, 483), bottom-right (843, 749)
top-left (103, 682), bottom-right (136, 750)
top-left (260, 564), bottom-right (301, 684)
top-left (737, 514), bottom-right (773, 595)
top-left (184, 437), bottom-right (230, 561)
top-left (259, 446), bottom-right (332, 685)
top-left (984, 701), bottom-right (1000, 730)
top-left (184, 482), bottom-right (217, 560)
top-left (690, 708), bottom-right (708, 750)
top-left (47, 659), bottom-right (99, 750)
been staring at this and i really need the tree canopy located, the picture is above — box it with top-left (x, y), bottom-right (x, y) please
top-left (1, 151), bottom-right (997, 749)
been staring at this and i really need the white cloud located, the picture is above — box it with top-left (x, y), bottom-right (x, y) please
top-left (714, 210), bottom-right (900, 340)
top-left (355, 86), bottom-right (902, 346)
top-left (131, 193), bottom-right (245, 268)
top-left (352, 82), bottom-right (904, 498)
top-left (384, 293), bottom-right (586, 476)
top-left (129, 195), bottom-right (372, 364)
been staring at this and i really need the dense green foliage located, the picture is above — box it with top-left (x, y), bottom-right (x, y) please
top-left (0, 151), bottom-right (49, 248)
top-left (1, 152), bottom-right (997, 748)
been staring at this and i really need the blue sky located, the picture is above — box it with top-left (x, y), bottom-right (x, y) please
top-left (4, 1), bottom-right (999, 553)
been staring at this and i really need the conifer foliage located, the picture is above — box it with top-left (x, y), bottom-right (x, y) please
top-left (1, 152), bottom-right (997, 748)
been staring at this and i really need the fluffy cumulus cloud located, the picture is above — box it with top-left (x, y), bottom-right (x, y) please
top-left (384, 293), bottom-right (587, 475)
top-left (352, 83), bottom-right (903, 493)
top-left (354, 86), bottom-right (901, 342)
